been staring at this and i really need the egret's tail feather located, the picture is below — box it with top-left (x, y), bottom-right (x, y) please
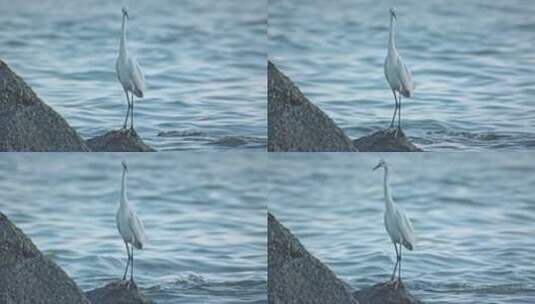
top-left (134, 88), bottom-right (143, 98)
top-left (134, 240), bottom-right (143, 250)
top-left (403, 240), bottom-right (413, 251)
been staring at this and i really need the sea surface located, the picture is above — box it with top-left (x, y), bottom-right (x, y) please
top-left (269, 0), bottom-right (535, 151)
top-left (267, 153), bottom-right (535, 303)
top-left (0, 0), bottom-right (266, 150)
top-left (0, 153), bottom-right (267, 304)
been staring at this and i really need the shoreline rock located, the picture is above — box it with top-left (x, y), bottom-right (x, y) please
top-left (353, 129), bottom-right (422, 152)
top-left (268, 61), bottom-right (422, 152)
top-left (354, 282), bottom-right (422, 304)
top-left (86, 281), bottom-right (155, 304)
top-left (86, 129), bottom-right (156, 152)
top-left (268, 212), bottom-right (422, 304)
top-left (0, 212), bottom-right (89, 304)
top-left (268, 61), bottom-right (357, 152)
top-left (0, 59), bottom-right (89, 151)
top-left (268, 212), bottom-right (359, 304)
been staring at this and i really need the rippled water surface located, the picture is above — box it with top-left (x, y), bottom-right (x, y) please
top-left (267, 153), bottom-right (535, 303)
top-left (0, 0), bottom-right (266, 150)
top-left (0, 153), bottom-right (267, 304)
top-left (269, 0), bottom-right (535, 151)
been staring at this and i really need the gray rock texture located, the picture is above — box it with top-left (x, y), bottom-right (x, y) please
top-left (0, 212), bottom-right (89, 304)
top-left (268, 61), bottom-right (357, 152)
top-left (268, 212), bottom-right (359, 304)
top-left (86, 129), bottom-right (155, 152)
top-left (0, 60), bottom-right (89, 151)
top-left (353, 129), bottom-right (422, 152)
top-left (354, 282), bottom-right (421, 304)
top-left (86, 281), bottom-right (154, 304)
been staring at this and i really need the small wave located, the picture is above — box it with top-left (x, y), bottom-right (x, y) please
top-left (157, 130), bottom-right (206, 137)
top-left (209, 136), bottom-right (267, 148)
top-left (413, 281), bottom-right (535, 296)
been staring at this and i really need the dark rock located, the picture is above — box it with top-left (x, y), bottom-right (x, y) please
top-left (86, 129), bottom-right (155, 152)
top-left (0, 59), bottom-right (89, 151)
top-left (0, 212), bottom-right (89, 304)
top-left (268, 212), bottom-right (359, 304)
top-left (354, 282), bottom-right (421, 304)
top-left (86, 281), bottom-right (154, 304)
top-left (268, 61), bottom-right (357, 152)
top-left (353, 128), bottom-right (422, 152)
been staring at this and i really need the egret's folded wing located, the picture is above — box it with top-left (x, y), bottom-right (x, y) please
top-left (396, 56), bottom-right (413, 95)
top-left (128, 57), bottom-right (145, 96)
top-left (395, 206), bottom-right (415, 250)
top-left (128, 211), bottom-right (145, 249)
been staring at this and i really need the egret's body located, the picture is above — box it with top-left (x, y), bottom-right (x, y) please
top-left (373, 160), bottom-right (414, 288)
top-left (116, 6), bottom-right (145, 130)
top-left (116, 161), bottom-right (145, 286)
top-left (384, 8), bottom-right (413, 130)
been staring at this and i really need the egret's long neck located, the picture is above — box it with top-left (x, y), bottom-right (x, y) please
top-left (120, 169), bottom-right (128, 205)
top-left (388, 16), bottom-right (396, 52)
top-left (383, 166), bottom-right (394, 209)
top-left (120, 15), bottom-right (127, 55)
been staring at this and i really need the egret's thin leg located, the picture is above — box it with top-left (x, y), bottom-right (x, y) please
top-left (398, 245), bottom-right (402, 282)
top-left (130, 92), bottom-right (135, 130)
top-left (398, 95), bottom-right (402, 130)
top-left (130, 246), bottom-right (134, 283)
top-left (123, 90), bottom-right (131, 129)
top-left (391, 243), bottom-right (399, 281)
top-left (122, 242), bottom-right (131, 280)
top-left (390, 90), bottom-right (398, 128)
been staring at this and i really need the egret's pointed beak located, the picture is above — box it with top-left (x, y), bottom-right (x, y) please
top-left (373, 163), bottom-right (381, 171)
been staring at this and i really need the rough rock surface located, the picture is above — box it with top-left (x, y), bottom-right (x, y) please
top-left (0, 60), bottom-right (89, 151)
top-left (86, 129), bottom-right (155, 152)
top-left (268, 61), bottom-right (357, 152)
top-left (268, 212), bottom-right (359, 304)
top-left (353, 128), bottom-right (422, 152)
top-left (86, 281), bottom-right (154, 304)
top-left (0, 212), bottom-right (89, 304)
top-left (354, 282), bottom-right (421, 304)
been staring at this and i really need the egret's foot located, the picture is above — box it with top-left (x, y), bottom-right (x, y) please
top-left (125, 280), bottom-right (137, 290)
top-left (384, 279), bottom-right (401, 290)
top-left (393, 127), bottom-right (402, 137)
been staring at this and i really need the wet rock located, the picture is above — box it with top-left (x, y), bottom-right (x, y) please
top-left (354, 282), bottom-right (421, 304)
top-left (353, 128), bottom-right (422, 152)
top-left (268, 61), bottom-right (357, 152)
top-left (0, 59), bottom-right (89, 151)
top-left (0, 212), bottom-right (89, 304)
top-left (268, 212), bottom-right (359, 304)
top-left (86, 129), bottom-right (155, 152)
top-left (85, 281), bottom-right (154, 304)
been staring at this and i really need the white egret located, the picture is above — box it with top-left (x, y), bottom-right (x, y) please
top-left (373, 159), bottom-right (414, 289)
top-left (116, 6), bottom-right (145, 130)
top-left (116, 160), bottom-right (145, 288)
top-left (384, 8), bottom-right (413, 131)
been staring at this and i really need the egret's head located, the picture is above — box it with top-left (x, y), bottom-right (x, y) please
top-left (121, 160), bottom-right (128, 172)
top-left (121, 6), bottom-right (129, 19)
top-left (373, 159), bottom-right (387, 171)
top-left (389, 8), bottom-right (397, 20)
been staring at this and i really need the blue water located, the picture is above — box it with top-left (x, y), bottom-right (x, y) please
top-left (0, 153), bottom-right (267, 304)
top-left (267, 153), bottom-right (535, 303)
top-left (0, 0), bottom-right (266, 150)
top-left (269, 0), bottom-right (535, 151)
